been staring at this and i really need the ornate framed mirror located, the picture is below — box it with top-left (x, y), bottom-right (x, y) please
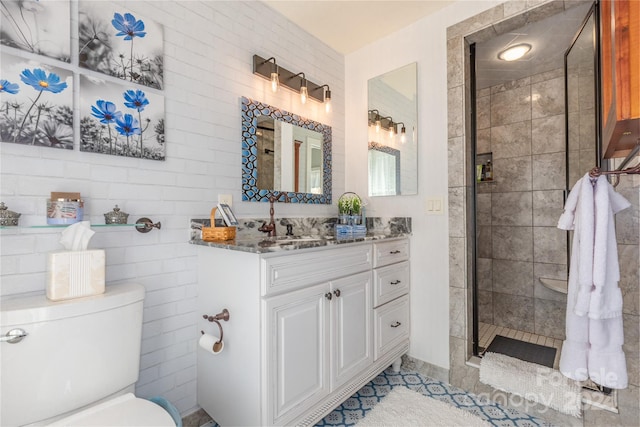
top-left (241, 97), bottom-right (332, 203)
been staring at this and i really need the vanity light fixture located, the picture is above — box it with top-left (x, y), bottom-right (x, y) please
top-left (319, 85), bottom-right (332, 113)
top-left (368, 109), bottom-right (381, 133)
top-left (252, 54), bottom-right (328, 104)
top-left (497, 43), bottom-right (531, 61)
top-left (387, 118), bottom-right (395, 138)
top-left (396, 122), bottom-right (407, 143)
top-left (295, 73), bottom-right (309, 104)
top-left (369, 110), bottom-right (406, 137)
top-left (261, 57), bottom-right (279, 92)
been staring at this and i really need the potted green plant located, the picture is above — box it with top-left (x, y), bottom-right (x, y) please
top-left (337, 192), bottom-right (362, 225)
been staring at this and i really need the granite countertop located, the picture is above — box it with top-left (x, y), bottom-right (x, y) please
top-left (189, 216), bottom-right (411, 254)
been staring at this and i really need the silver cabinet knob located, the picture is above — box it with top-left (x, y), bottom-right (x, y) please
top-left (1, 328), bottom-right (28, 344)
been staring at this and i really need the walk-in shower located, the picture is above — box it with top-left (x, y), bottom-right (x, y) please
top-left (470, 2), bottom-right (596, 369)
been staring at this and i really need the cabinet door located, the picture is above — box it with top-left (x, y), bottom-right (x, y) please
top-left (600, 0), bottom-right (640, 158)
top-left (264, 284), bottom-right (330, 425)
top-left (331, 271), bottom-right (373, 390)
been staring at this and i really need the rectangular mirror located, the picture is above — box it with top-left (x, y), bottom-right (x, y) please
top-left (241, 97), bottom-right (332, 203)
top-left (367, 63), bottom-right (418, 197)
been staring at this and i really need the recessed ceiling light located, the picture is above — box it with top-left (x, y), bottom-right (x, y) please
top-left (498, 43), bottom-right (532, 61)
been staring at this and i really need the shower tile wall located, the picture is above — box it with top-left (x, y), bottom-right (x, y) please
top-left (476, 68), bottom-right (567, 340)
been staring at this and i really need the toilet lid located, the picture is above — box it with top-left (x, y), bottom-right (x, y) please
top-left (46, 393), bottom-right (176, 426)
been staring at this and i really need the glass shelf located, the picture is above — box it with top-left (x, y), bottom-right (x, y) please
top-left (1, 218), bottom-right (160, 233)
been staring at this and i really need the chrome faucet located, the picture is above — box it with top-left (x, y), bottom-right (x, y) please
top-left (258, 193), bottom-right (290, 237)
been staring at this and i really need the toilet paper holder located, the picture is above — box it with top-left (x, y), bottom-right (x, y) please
top-left (201, 309), bottom-right (230, 351)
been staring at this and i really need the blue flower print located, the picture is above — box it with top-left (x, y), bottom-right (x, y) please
top-left (20, 68), bottom-right (67, 93)
top-left (0, 79), bottom-right (19, 94)
top-left (115, 113), bottom-right (141, 136)
top-left (16, 68), bottom-right (67, 143)
top-left (112, 13), bottom-right (146, 40)
top-left (123, 89), bottom-right (149, 112)
top-left (91, 100), bottom-right (124, 155)
top-left (112, 12), bottom-right (146, 84)
top-left (91, 100), bottom-right (123, 124)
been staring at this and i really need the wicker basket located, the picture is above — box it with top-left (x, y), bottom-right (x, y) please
top-left (202, 207), bottom-right (236, 241)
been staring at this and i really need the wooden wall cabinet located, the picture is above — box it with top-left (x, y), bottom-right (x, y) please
top-left (600, 0), bottom-right (640, 158)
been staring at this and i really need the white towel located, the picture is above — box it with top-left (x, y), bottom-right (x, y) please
top-left (588, 177), bottom-right (630, 319)
top-left (557, 173), bottom-right (629, 389)
top-left (558, 174), bottom-right (591, 382)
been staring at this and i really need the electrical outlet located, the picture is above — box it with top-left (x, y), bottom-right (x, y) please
top-left (218, 194), bottom-right (232, 207)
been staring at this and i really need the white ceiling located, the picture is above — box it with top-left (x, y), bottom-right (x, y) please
top-left (262, 0), bottom-right (453, 54)
top-left (264, 1), bottom-right (594, 90)
top-left (475, 2), bottom-right (593, 89)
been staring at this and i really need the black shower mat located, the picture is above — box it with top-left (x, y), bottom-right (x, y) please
top-left (484, 335), bottom-right (556, 368)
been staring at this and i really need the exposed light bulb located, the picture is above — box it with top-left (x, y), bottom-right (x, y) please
top-left (375, 119), bottom-right (381, 133)
top-left (300, 83), bottom-right (308, 104)
top-left (324, 88), bottom-right (332, 113)
top-left (270, 71), bottom-right (279, 92)
top-left (400, 126), bottom-right (406, 143)
top-left (389, 122), bottom-right (395, 138)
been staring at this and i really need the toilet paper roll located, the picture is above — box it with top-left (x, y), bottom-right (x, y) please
top-left (199, 333), bottom-right (224, 355)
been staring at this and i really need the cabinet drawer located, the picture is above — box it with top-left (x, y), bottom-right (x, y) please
top-left (374, 295), bottom-right (409, 360)
top-left (373, 261), bottom-right (410, 307)
top-left (373, 239), bottom-right (409, 267)
top-left (261, 244), bottom-right (372, 296)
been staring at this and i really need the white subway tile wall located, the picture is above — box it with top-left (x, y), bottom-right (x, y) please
top-left (0, 0), bottom-right (344, 415)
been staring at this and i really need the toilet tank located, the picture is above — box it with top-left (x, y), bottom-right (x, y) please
top-left (1, 283), bottom-right (145, 427)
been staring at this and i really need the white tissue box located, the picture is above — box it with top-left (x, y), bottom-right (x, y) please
top-left (46, 250), bottom-right (106, 301)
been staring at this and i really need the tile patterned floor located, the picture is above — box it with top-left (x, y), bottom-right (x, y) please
top-left (315, 368), bottom-right (553, 426)
top-left (478, 322), bottom-right (563, 369)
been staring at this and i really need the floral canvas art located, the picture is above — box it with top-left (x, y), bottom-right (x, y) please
top-left (80, 75), bottom-right (165, 160)
top-left (78, 2), bottom-right (163, 89)
top-left (0, 53), bottom-right (73, 149)
top-left (0, 0), bottom-right (71, 61)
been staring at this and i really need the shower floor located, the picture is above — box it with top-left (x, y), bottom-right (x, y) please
top-left (478, 322), bottom-right (563, 369)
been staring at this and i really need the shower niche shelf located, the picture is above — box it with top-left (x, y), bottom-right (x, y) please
top-left (476, 152), bottom-right (494, 183)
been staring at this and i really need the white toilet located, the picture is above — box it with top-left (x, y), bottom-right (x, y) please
top-left (1, 283), bottom-right (176, 427)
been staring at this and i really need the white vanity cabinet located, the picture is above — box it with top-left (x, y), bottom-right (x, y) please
top-left (196, 237), bottom-right (409, 426)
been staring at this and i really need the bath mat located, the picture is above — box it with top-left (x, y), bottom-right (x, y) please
top-left (357, 386), bottom-right (490, 426)
top-left (485, 335), bottom-right (556, 368)
top-left (480, 352), bottom-right (582, 417)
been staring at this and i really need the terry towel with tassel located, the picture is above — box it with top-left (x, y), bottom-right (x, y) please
top-left (557, 173), bottom-right (630, 389)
